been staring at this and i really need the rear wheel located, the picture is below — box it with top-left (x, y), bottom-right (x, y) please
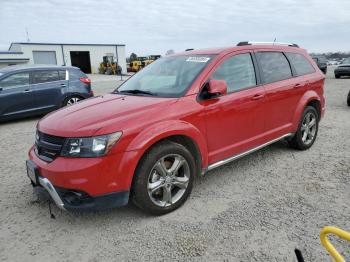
top-left (132, 141), bottom-right (195, 215)
top-left (63, 96), bottom-right (82, 106)
top-left (289, 106), bottom-right (319, 150)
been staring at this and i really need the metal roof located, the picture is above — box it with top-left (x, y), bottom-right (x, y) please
top-left (9, 42), bottom-right (125, 50)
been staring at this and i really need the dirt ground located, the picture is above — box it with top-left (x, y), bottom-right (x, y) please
top-left (0, 66), bottom-right (349, 261)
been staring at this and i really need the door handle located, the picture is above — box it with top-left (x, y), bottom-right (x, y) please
top-left (23, 89), bottom-right (31, 93)
top-left (60, 83), bottom-right (66, 88)
top-left (251, 94), bottom-right (264, 100)
top-left (293, 83), bottom-right (302, 88)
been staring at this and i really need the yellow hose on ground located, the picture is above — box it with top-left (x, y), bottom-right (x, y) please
top-left (320, 226), bottom-right (350, 262)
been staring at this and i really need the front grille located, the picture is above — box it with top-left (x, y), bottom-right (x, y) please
top-left (35, 131), bottom-right (65, 162)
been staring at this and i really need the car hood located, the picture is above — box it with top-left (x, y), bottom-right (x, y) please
top-left (38, 94), bottom-right (178, 137)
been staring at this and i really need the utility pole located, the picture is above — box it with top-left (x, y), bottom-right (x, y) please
top-left (25, 27), bottom-right (30, 42)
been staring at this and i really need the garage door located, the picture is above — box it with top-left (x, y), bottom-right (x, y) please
top-left (33, 51), bottom-right (57, 65)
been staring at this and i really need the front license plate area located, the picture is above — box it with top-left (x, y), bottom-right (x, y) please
top-left (26, 160), bottom-right (39, 185)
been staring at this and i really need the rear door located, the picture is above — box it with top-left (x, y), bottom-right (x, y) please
top-left (255, 51), bottom-right (295, 137)
top-left (0, 71), bottom-right (34, 118)
top-left (30, 69), bottom-right (67, 110)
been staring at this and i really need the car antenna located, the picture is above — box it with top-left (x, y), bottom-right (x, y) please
top-left (273, 38), bottom-right (276, 45)
top-left (48, 201), bottom-right (56, 219)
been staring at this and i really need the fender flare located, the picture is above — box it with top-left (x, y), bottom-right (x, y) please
top-left (291, 90), bottom-right (321, 131)
top-left (126, 120), bottom-right (209, 169)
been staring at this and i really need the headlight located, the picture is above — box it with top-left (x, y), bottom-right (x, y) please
top-left (61, 131), bottom-right (122, 157)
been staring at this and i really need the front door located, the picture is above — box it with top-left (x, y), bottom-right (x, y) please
top-left (200, 52), bottom-right (266, 164)
top-left (0, 71), bottom-right (34, 118)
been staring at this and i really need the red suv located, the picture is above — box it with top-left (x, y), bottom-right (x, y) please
top-left (27, 42), bottom-right (325, 215)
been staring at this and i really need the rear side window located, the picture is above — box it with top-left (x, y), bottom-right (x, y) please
top-left (32, 70), bottom-right (59, 84)
top-left (58, 70), bottom-right (66, 80)
top-left (256, 52), bottom-right (292, 84)
top-left (69, 69), bottom-right (86, 79)
top-left (286, 53), bottom-right (315, 76)
top-left (0, 72), bottom-right (29, 89)
top-left (211, 53), bottom-right (256, 93)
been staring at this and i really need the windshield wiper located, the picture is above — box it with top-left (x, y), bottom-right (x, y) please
top-left (116, 89), bottom-right (156, 96)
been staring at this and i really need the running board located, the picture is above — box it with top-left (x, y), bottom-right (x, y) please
top-left (203, 133), bottom-right (293, 174)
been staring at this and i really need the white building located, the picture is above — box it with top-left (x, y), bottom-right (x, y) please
top-left (0, 42), bottom-right (126, 74)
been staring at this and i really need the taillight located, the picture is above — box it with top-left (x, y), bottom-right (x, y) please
top-left (79, 77), bottom-right (91, 84)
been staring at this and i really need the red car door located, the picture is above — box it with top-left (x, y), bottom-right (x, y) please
top-left (255, 51), bottom-right (297, 138)
top-left (200, 51), bottom-right (266, 164)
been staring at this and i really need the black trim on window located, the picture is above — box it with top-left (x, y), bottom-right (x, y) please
top-left (251, 52), bottom-right (262, 85)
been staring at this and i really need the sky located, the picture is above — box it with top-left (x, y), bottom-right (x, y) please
top-left (0, 0), bottom-right (350, 56)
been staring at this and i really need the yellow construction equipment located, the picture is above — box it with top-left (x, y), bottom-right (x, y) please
top-left (99, 56), bottom-right (121, 75)
top-left (127, 55), bottom-right (161, 72)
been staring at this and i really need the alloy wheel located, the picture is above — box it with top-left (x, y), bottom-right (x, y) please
top-left (66, 97), bottom-right (81, 106)
top-left (147, 154), bottom-right (190, 207)
top-left (301, 112), bottom-right (317, 145)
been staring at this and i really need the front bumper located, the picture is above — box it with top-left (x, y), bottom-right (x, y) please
top-left (38, 176), bottom-right (65, 210)
top-left (28, 145), bottom-right (140, 210)
top-left (33, 176), bottom-right (129, 211)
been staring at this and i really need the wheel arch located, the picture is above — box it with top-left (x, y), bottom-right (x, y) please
top-left (126, 120), bottom-right (208, 176)
top-left (292, 90), bottom-right (322, 131)
top-left (62, 93), bottom-right (85, 106)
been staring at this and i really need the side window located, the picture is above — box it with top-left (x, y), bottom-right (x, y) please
top-left (32, 70), bottom-right (59, 84)
top-left (0, 72), bottom-right (29, 89)
top-left (58, 70), bottom-right (66, 80)
top-left (211, 53), bottom-right (256, 93)
top-left (256, 52), bottom-right (292, 84)
top-left (286, 53), bottom-right (315, 76)
top-left (69, 69), bottom-right (86, 79)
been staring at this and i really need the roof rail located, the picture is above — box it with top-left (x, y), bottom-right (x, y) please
top-left (237, 41), bottom-right (299, 48)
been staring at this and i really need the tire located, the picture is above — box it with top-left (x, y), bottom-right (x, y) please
top-left (347, 91), bottom-right (350, 107)
top-left (63, 95), bottom-right (83, 107)
top-left (289, 106), bottom-right (319, 150)
top-left (335, 74), bottom-right (340, 79)
top-left (131, 141), bottom-right (195, 215)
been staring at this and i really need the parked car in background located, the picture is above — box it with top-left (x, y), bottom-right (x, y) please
top-left (334, 58), bottom-right (350, 79)
top-left (0, 65), bottom-right (93, 121)
top-left (311, 55), bottom-right (327, 74)
top-left (327, 60), bottom-right (339, 66)
top-left (27, 42), bottom-right (325, 215)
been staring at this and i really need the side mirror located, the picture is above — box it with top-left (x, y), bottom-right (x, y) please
top-left (207, 79), bottom-right (227, 97)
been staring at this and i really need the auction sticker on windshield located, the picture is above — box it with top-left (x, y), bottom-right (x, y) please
top-left (186, 57), bottom-right (211, 63)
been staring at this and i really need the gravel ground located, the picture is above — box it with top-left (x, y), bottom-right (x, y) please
top-left (0, 67), bottom-right (349, 261)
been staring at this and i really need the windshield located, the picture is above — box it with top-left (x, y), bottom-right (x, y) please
top-left (342, 58), bottom-right (350, 64)
top-left (116, 55), bottom-right (214, 97)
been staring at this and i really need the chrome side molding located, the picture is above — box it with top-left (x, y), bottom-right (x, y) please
top-left (204, 133), bottom-right (293, 173)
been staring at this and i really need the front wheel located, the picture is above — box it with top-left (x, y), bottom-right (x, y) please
top-left (289, 106), bottom-right (319, 150)
top-left (131, 141), bottom-right (195, 215)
